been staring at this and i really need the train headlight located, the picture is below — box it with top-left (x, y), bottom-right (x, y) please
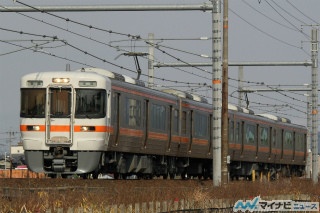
top-left (27, 125), bottom-right (40, 131)
top-left (80, 126), bottom-right (95, 131)
top-left (52, 78), bottom-right (70, 83)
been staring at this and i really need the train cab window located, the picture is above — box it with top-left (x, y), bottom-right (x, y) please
top-left (75, 89), bottom-right (106, 118)
top-left (260, 127), bottom-right (269, 146)
top-left (245, 124), bottom-right (256, 144)
top-left (150, 103), bottom-right (166, 131)
top-left (194, 112), bottom-right (208, 137)
top-left (125, 98), bottom-right (141, 127)
top-left (20, 88), bottom-right (46, 118)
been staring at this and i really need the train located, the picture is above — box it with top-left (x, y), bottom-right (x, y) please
top-left (20, 67), bottom-right (307, 179)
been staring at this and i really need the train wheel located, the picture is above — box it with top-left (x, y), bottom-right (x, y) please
top-left (49, 174), bottom-right (57, 178)
top-left (121, 174), bottom-right (127, 180)
top-left (163, 173), bottom-right (168, 179)
top-left (114, 173), bottom-right (119, 180)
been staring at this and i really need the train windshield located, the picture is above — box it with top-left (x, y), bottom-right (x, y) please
top-left (20, 88), bottom-right (46, 118)
top-left (75, 89), bottom-right (106, 118)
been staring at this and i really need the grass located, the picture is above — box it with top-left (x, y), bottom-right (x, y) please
top-left (0, 177), bottom-right (319, 212)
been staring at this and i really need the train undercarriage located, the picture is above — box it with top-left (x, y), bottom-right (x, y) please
top-left (85, 151), bottom-right (305, 180)
top-left (37, 148), bottom-right (305, 180)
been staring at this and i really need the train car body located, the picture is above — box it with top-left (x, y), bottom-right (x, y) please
top-left (20, 68), bottom-right (307, 179)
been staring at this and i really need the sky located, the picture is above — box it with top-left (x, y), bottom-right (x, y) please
top-left (0, 0), bottom-right (319, 153)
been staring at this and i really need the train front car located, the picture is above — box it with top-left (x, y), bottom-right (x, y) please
top-left (20, 71), bottom-right (111, 177)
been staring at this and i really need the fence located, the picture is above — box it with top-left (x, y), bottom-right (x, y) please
top-left (1, 186), bottom-right (312, 213)
top-left (23, 199), bottom-right (236, 213)
top-left (0, 169), bottom-right (45, 178)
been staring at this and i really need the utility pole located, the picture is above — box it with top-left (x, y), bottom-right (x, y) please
top-left (306, 92), bottom-right (311, 179)
top-left (211, 0), bottom-right (222, 187)
top-left (311, 28), bottom-right (318, 184)
top-left (221, 0), bottom-right (229, 185)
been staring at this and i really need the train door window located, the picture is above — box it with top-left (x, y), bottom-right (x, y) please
top-left (173, 109), bottom-right (179, 134)
top-left (260, 127), bottom-right (269, 146)
top-left (181, 111), bottom-right (187, 135)
top-left (126, 98), bottom-right (141, 127)
top-left (273, 129), bottom-right (277, 148)
top-left (284, 131), bottom-right (293, 148)
top-left (295, 133), bottom-right (303, 151)
top-left (150, 103), bottom-right (166, 131)
top-left (245, 124), bottom-right (256, 144)
top-left (20, 88), bottom-right (46, 118)
top-left (235, 121), bottom-right (240, 143)
top-left (111, 92), bottom-right (120, 124)
top-left (229, 120), bottom-right (234, 142)
top-left (51, 88), bottom-right (71, 118)
top-left (194, 112), bottom-right (208, 137)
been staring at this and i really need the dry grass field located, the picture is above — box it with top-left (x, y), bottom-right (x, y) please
top-left (0, 177), bottom-right (319, 212)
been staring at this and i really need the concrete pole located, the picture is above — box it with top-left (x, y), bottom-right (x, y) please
top-left (211, 0), bottom-right (222, 186)
top-left (306, 92), bottom-right (312, 178)
top-left (311, 28), bottom-right (318, 184)
top-left (148, 33), bottom-right (154, 88)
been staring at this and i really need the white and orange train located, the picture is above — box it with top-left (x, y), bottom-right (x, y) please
top-left (20, 68), bottom-right (307, 179)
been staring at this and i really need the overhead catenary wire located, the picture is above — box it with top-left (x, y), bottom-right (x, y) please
top-left (0, 3), bottom-right (213, 87)
top-left (241, 0), bottom-right (298, 32)
top-left (286, 0), bottom-right (319, 25)
top-left (229, 6), bottom-right (303, 50)
top-left (265, 0), bottom-right (309, 39)
top-left (0, 0), bottom-right (313, 129)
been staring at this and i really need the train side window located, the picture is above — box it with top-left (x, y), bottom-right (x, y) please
top-left (194, 112), bottom-right (208, 137)
top-left (260, 127), bottom-right (269, 146)
top-left (126, 98), bottom-right (141, 127)
top-left (181, 111), bottom-right (187, 135)
top-left (245, 124), bottom-right (256, 144)
top-left (150, 103), bottom-right (166, 131)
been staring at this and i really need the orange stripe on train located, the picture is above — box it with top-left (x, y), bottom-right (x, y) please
top-left (20, 125), bottom-right (112, 132)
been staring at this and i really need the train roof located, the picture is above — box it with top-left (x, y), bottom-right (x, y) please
top-left (75, 68), bottom-right (305, 128)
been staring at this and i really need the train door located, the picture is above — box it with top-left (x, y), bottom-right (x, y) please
top-left (46, 86), bottom-right (73, 145)
top-left (142, 99), bottom-right (149, 148)
top-left (240, 121), bottom-right (244, 156)
top-left (208, 114), bottom-right (213, 154)
top-left (188, 110), bottom-right (193, 152)
top-left (269, 127), bottom-right (272, 159)
top-left (113, 92), bottom-right (121, 146)
top-left (293, 132), bottom-right (297, 161)
top-left (167, 105), bottom-right (173, 151)
top-left (281, 129), bottom-right (284, 159)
